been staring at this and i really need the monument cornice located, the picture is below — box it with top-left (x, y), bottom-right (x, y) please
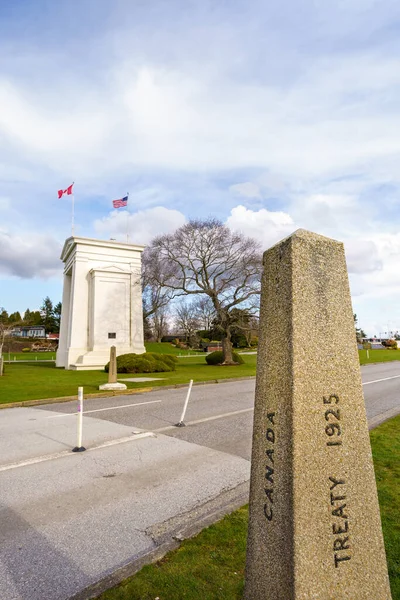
top-left (60, 236), bottom-right (146, 261)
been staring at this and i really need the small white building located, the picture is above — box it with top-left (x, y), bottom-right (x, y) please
top-left (11, 325), bottom-right (46, 338)
top-left (56, 236), bottom-right (146, 370)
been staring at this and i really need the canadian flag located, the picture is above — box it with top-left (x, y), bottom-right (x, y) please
top-left (58, 183), bottom-right (74, 198)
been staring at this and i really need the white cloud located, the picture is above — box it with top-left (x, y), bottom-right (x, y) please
top-left (224, 203), bottom-right (400, 336)
top-left (0, 197), bottom-right (10, 210)
top-left (344, 239), bottom-right (382, 274)
top-left (93, 206), bottom-right (186, 245)
top-left (229, 182), bottom-right (261, 199)
top-left (290, 194), bottom-right (362, 235)
top-left (2, 2), bottom-right (400, 335)
top-left (0, 232), bottom-right (62, 278)
top-left (2, 52), bottom-right (400, 181)
top-left (226, 205), bottom-right (295, 249)
top-left (0, 80), bottom-right (110, 176)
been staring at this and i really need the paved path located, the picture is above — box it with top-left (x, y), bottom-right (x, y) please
top-left (34, 360), bottom-right (400, 460)
top-left (0, 362), bottom-right (399, 600)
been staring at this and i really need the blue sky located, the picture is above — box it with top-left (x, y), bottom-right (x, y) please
top-left (1, 0), bottom-right (400, 336)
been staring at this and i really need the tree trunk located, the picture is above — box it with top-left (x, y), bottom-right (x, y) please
top-left (221, 329), bottom-right (235, 364)
top-left (245, 328), bottom-right (252, 347)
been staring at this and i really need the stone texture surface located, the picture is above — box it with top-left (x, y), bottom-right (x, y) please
top-left (108, 345), bottom-right (117, 383)
top-left (244, 229), bottom-right (391, 599)
top-left (98, 382), bottom-right (127, 391)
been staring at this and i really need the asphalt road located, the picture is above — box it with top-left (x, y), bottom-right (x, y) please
top-left (36, 360), bottom-right (400, 460)
top-left (0, 361), bottom-right (399, 600)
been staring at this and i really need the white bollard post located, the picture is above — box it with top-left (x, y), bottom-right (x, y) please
top-left (175, 380), bottom-right (193, 427)
top-left (367, 349), bottom-right (369, 359)
top-left (72, 387), bottom-right (86, 452)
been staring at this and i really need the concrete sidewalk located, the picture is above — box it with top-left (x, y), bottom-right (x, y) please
top-left (0, 406), bottom-right (250, 600)
top-left (0, 406), bottom-right (154, 468)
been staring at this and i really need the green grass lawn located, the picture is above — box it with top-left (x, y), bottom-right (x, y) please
top-left (0, 354), bottom-right (257, 404)
top-left (359, 348), bottom-right (400, 365)
top-left (4, 343), bottom-right (201, 362)
top-left (144, 342), bottom-right (204, 356)
top-left (2, 344), bottom-right (400, 405)
top-left (4, 351), bottom-right (57, 361)
top-left (370, 416), bottom-right (400, 598)
top-left (97, 415), bottom-right (400, 600)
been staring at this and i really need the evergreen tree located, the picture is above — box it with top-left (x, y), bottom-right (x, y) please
top-left (23, 308), bottom-right (33, 324)
top-left (31, 311), bottom-right (42, 326)
top-left (40, 297), bottom-right (56, 333)
top-left (53, 302), bottom-right (62, 332)
top-left (8, 311), bottom-right (22, 323)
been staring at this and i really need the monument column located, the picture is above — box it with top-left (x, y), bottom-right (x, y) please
top-left (56, 271), bottom-right (72, 368)
top-left (130, 265), bottom-right (145, 348)
top-left (245, 230), bottom-right (391, 599)
top-left (66, 257), bottom-right (89, 366)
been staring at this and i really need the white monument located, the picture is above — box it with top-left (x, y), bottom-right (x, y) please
top-left (56, 236), bottom-right (146, 370)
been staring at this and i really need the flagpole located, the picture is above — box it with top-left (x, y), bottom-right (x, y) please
top-left (126, 192), bottom-right (129, 243)
top-left (71, 193), bottom-right (75, 236)
top-left (71, 181), bottom-right (75, 236)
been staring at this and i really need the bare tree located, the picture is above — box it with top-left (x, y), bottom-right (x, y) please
top-left (141, 247), bottom-right (175, 321)
top-left (194, 296), bottom-right (216, 331)
top-left (0, 308), bottom-right (13, 376)
top-left (149, 218), bottom-right (263, 364)
top-left (229, 308), bottom-right (259, 347)
top-left (245, 315), bottom-right (259, 347)
top-left (175, 300), bottom-right (201, 347)
top-left (152, 307), bottom-right (169, 343)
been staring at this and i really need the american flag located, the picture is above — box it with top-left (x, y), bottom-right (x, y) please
top-left (112, 195), bottom-right (128, 209)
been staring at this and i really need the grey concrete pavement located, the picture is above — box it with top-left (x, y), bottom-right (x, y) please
top-left (32, 361), bottom-right (400, 460)
top-left (0, 406), bottom-right (151, 468)
top-left (0, 362), bottom-right (399, 600)
top-left (361, 361), bottom-right (400, 421)
top-left (0, 433), bottom-right (250, 600)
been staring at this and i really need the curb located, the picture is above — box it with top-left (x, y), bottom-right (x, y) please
top-left (67, 481), bottom-right (250, 600)
top-left (0, 387), bottom-right (154, 410)
top-left (0, 376), bottom-right (256, 410)
top-left (156, 375), bottom-right (256, 391)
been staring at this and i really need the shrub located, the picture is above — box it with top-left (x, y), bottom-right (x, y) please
top-left (206, 350), bottom-right (244, 365)
top-left (146, 353), bottom-right (178, 369)
top-left (233, 334), bottom-right (248, 348)
top-left (388, 339), bottom-right (397, 349)
top-left (105, 352), bottom-right (177, 373)
top-left (22, 348), bottom-right (31, 352)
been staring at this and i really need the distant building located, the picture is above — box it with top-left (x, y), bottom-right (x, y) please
top-left (161, 334), bottom-right (186, 343)
top-left (203, 341), bottom-right (223, 352)
top-left (11, 325), bottom-right (46, 338)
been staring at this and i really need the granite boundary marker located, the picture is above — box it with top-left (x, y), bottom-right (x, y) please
top-left (244, 229), bottom-right (391, 599)
top-left (99, 346), bottom-right (127, 391)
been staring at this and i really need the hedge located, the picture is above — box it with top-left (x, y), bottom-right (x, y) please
top-left (105, 352), bottom-right (178, 374)
top-left (205, 350), bottom-right (244, 365)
